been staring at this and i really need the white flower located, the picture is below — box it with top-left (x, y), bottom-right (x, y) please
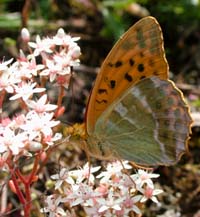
top-left (51, 168), bottom-right (75, 189)
top-left (131, 169), bottom-right (160, 189)
top-left (10, 82), bottom-right (45, 101)
top-left (0, 58), bottom-right (13, 71)
top-left (20, 111), bottom-right (60, 140)
top-left (0, 60), bottom-right (20, 93)
top-left (53, 29), bottom-right (80, 47)
top-left (40, 59), bottom-right (62, 82)
top-left (0, 69), bottom-right (15, 93)
top-left (140, 186), bottom-right (163, 203)
top-left (19, 55), bottom-right (44, 77)
top-left (8, 114), bottom-right (26, 129)
top-left (43, 132), bottom-right (62, 147)
top-left (121, 195), bottom-right (142, 215)
top-left (98, 192), bottom-right (123, 213)
top-left (0, 126), bottom-right (27, 155)
top-left (53, 52), bottom-right (71, 74)
top-left (97, 160), bottom-right (131, 183)
top-left (69, 163), bottom-right (101, 184)
top-left (26, 94), bottom-right (57, 113)
top-left (41, 195), bottom-right (66, 217)
top-left (28, 35), bottom-right (53, 56)
top-left (66, 183), bottom-right (101, 207)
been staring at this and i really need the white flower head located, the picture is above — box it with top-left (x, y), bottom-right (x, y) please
top-left (28, 35), bottom-right (53, 56)
top-left (26, 94), bottom-right (57, 113)
top-left (0, 126), bottom-right (27, 155)
top-left (69, 163), bottom-right (101, 184)
top-left (10, 82), bottom-right (45, 101)
top-left (41, 195), bottom-right (66, 217)
top-left (0, 58), bottom-right (13, 71)
top-left (51, 168), bottom-right (75, 189)
top-left (140, 186), bottom-right (163, 203)
top-left (131, 169), bottom-right (160, 189)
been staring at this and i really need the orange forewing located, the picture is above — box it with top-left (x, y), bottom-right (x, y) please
top-left (86, 16), bottom-right (169, 134)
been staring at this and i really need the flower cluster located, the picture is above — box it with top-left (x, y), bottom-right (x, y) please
top-left (42, 162), bottom-right (163, 217)
top-left (0, 99), bottom-right (61, 156)
top-left (0, 28), bottom-right (81, 216)
top-left (0, 28), bottom-right (81, 161)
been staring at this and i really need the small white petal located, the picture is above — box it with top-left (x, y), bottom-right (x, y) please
top-left (98, 205), bottom-right (109, 213)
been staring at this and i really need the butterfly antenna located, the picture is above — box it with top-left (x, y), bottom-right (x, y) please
top-left (117, 159), bottom-right (137, 188)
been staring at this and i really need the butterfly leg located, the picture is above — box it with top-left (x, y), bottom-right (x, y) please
top-left (81, 140), bottom-right (92, 184)
top-left (129, 161), bottom-right (154, 171)
top-left (116, 159), bottom-right (138, 188)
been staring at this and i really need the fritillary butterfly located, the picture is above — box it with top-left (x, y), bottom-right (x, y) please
top-left (82, 16), bottom-right (192, 166)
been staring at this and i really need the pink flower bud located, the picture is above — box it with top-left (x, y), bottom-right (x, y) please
top-left (55, 106), bottom-right (65, 117)
top-left (71, 46), bottom-right (81, 59)
top-left (29, 141), bottom-right (42, 152)
top-left (21, 28), bottom-right (30, 42)
top-left (57, 28), bottom-right (65, 38)
top-left (32, 175), bottom-right (38, 182)
top-left (40, 151), bottom-right (47, 162)
top-left (9, 180), bottom-right (17, 194)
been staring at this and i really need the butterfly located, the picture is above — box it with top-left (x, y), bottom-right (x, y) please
top-left (79, 16), bottom-right (192, 166)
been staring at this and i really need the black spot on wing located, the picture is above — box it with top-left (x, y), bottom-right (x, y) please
top-left (124, 72), bottom-right (133, 82)
top-left (129, 58), bottom-right (135, 66)
top-left (115, 61), bottom-right (123, 67)
top-left (138, 63), bottom-right (145, 72)
top-left (96, 99), bottom-right (108, 104)
top-left (98, 89), bottom-right (108, 94)
top-left (110, 80), bottom-right (116, 89)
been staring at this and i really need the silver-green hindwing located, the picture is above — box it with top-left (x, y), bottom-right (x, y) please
top-left (87, 76), bottom-right (192, 166)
